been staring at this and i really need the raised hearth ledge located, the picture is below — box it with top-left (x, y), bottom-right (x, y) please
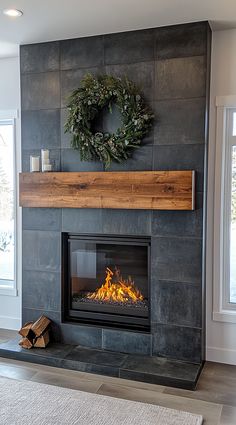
top-left (19, 170), bottom-right (195, 210)
top-left (0, 337), bottom-right (202, 390)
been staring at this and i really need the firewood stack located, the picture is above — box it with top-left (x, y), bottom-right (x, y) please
top-left (18, 316), bottom-right (51, 349)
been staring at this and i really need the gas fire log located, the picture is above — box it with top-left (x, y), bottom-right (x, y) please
top-left (18, 316), bottom-right (51, 349)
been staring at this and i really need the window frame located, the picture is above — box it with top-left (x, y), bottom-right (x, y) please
top-left (0, 110), bottom-right (19, 297)
top-left (213, 96), bottom-right (236, 322)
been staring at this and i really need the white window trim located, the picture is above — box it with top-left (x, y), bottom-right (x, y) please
top-left (213, 95), bottom-right (236, 323)
top-left (0, 109), bottom-right (19, 297)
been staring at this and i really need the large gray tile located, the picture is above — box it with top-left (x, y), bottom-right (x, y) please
top-left (22, 149), bottom-right (61, 172)
top-left (102, 329), bottom-right (151, 355)
top-left (100, 103), bottom-right (122, 134)
top-left (65, 345), bottom-right (127, 368)
top-left (22, 230), bottom-right (61, 272)
top-left (121, 353), bottom-right (200, 381)
top-left (61, 108), bottom-right (71, 148)
top-left (60, 358), bottom-right (119, 378)
top-left (152, 323), bottom-right (202, 363)
top-left (20, 42), bottom-right (60, 73)
top-left (151, 281), bottom-right (201, 327)
top-left (16, 338), bottom-right (72, 359)
top-left (151, 236), bottom-right (202, 284)
top-left (22, 270), bottom-right (61, 311)
top-left (108, 145), bottom-right (153, 171)
top-left (152, 192), bottom-right (203, 238)
top-left (21, 72), bottom-right (60, 110)
top-left (155, 22), bottom-right (208, 60)
top-left (155, 56), bottom-right (206, 100)
top-left (62, 208), bottom-right (103, 234)
top-left (104, 29), bottom-right (155, 65)
top-left (61, 66), bottom-right (104, 108)
top-left (21, 109), bottom-right (60, 150)
top-left (154, 98), bottom-right (206, 145)
top-left (61, 323), bottom-right (102, 349)
top-left (22, 208), bottom-right (61, 231)
top-left (101, 209), bottom-right (151, 236)
top-left (61, 148), bottom-right (104, 171)
top-left (60, 36), bottom-right (104, 70)
top-left (153, 144), bottom-right (205, 192)
top-left (105, 61), bottom-right (155, 103)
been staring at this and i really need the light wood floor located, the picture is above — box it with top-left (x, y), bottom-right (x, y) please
top-left (0, 329), bottom-right (235, 424)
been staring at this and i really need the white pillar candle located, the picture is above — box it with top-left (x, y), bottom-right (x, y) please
top-left (30, 156), bottom-right (40, 172)
top-left (41, 149), bottom-right (49, 160)
top-left (42, 158), bottom-right (50, 165)
top-left (42, 163), bottom-right (52, 172)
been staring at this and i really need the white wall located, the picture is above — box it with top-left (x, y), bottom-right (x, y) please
top-left (207, 29), bottom-right (236, 365)
top-left (0, 56), bottom-right (21, 330)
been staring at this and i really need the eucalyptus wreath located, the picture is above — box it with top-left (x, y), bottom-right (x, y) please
top-left (65, 73), bottom-right (153, 169)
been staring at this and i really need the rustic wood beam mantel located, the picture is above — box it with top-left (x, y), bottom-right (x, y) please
top-left (19, 171), bottom-right (195, 210)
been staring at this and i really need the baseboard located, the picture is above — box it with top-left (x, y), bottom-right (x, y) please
top-left (207, 346), bottom-right (236, 365)
top-left (0, 316), bottom-right (20, 330)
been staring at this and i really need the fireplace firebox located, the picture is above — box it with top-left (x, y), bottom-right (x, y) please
top-left (62, 234), bottom-right (150, 331)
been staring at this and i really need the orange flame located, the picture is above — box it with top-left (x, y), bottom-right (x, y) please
top-left (87, 267), bottom-right (144, 303)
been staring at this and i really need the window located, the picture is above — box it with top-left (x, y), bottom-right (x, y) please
top-left (230, 113), bottom-right (236, 303)
top-left (213, 97), bottom-right (236, 322)
top-left (0, 115), bottom-right (17, 295)
top-left (222, 109), bottom-right (236, 308)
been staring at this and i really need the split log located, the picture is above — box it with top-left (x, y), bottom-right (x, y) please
top-left (31, 316), bottom-right (51, 337)
top-left (18, 315), bottom-right (51, 349)
top-left (34, 330), bottom-right (50, 348)
top-left (18, 321), bottom-right (33, 338)
top-left (19, 337), bottom-right (33, 349)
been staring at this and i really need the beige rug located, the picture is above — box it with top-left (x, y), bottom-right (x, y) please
top-left (0, 376), bottom-right (203, 424)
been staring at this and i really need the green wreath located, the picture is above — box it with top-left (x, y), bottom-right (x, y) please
top-left (65, 73), bottom-right (153, 169)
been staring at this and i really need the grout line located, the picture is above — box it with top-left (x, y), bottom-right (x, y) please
top-left (20, 53), bottom-right (207, 77)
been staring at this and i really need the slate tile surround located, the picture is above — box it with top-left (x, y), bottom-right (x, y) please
top-left (20, 21), bottom-right (211, 365)
top-left (0, 338), bottom-right (202, 389)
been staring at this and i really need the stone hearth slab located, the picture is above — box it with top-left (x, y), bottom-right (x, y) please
top-left (0, 338), bottom-right (202, 390)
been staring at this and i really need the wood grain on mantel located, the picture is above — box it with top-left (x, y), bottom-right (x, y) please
top-left (19, 171), bottom-right (195, 210)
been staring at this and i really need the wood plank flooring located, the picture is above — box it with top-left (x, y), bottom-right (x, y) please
top-left (0, 329), bottom-right (235, 424)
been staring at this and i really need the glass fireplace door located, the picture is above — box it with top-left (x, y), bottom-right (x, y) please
top-left (63, 235), bottom-right (150, 330)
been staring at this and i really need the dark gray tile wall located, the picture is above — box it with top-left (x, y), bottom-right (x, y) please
top-left (20, 21), bottom-right (211, 363)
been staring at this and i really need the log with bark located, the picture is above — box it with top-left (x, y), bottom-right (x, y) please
top-left (18, 316), bottom-right (51, 349)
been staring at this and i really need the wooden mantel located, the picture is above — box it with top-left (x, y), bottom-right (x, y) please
top-left (19, 171), bottom-right (195, 210)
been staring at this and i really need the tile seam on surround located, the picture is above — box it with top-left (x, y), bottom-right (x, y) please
top-left (21, 59), bottom-right (155, 75)
top-left (151, 322), bottom-right (202, 330)
top-left (155, 279), bottom-right (201, 289)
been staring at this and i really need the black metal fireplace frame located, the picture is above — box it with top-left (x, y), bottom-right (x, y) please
top-left (62, 233), bottom-right (151, 331)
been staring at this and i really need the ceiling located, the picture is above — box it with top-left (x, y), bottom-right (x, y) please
top-left (1, 0), bottom-right (236, 58)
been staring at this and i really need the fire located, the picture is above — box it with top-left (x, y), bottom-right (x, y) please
top-left (87, 267), bottom-right (144, 304)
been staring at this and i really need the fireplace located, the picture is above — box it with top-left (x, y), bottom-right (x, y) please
top-left (62, 234), bottom-right (150, 331)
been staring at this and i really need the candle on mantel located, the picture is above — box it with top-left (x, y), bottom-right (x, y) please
top-left (43, 164), bottom-right (52, 172)
top-left (41, 149), bottom-right (52, 172)
top-left (41, 149), bottom-right (49, 160)
top-left (30, 156), bottom-right (40, 172)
